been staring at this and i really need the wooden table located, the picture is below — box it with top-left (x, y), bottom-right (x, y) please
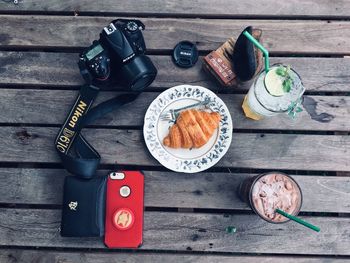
top-left (0, 1), bottom-right (350, 262)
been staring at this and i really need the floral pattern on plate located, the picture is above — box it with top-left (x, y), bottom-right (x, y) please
top-left (143, 85), bottom-right (232, 173)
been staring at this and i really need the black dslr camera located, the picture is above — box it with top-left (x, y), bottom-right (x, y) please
top-left (79, 19), bottom-right (157, 91)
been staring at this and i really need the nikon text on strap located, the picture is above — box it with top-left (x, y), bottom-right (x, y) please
top-left (55, 85), bottom-right (139, 178)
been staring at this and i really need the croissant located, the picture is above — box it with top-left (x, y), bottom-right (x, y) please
top-left (163, 109), bottom-right (221, 149)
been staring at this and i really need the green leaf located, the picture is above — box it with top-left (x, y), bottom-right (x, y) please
top-left (276, 66), bottom-right (286, 77)
top-left (296, 107), bottom-right (303, 113)
top-left (282, 78), bottom-right (292, 93)
top-left (289, 111), bottom-right (297, 118)
top-left (225, 226), bottom-right (237, 234)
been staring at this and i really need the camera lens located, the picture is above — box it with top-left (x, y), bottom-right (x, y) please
top-left (120, 55), bottom-right (157, 91)
top-left (132, 74), bottom-right (156, 91)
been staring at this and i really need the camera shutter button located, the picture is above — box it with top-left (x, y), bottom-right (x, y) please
top-left (120, 185), bottom-right (131, 197)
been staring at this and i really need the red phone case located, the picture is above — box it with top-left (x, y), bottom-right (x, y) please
top-left (104, 171), bottom-right (144, 248)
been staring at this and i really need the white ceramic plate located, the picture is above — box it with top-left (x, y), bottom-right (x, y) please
top-left (143, 85), bottom-right (232, 173)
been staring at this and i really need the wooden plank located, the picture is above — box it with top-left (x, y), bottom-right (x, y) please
top-left (1, 52), bottom-right (350, 93)
top-left (0, 208), bottom-right (349, 255)
top-left (1, 168), bottom-right (350, 213)
top-left (1, 249), bottom-right (348, 263)
top-left (0, 15), bottom-right (350, 54)
top-left (0, 89), bottom-right (348, 131)
top-left (0, 0), bottom-right (349, 19)
top-left (2, 127), bottom-right (350, 171)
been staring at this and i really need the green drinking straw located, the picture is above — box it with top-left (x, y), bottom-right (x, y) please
top-left (243, 31), bottom-right (270, 73)
top-left (276, 208), bottom-right (320, 232)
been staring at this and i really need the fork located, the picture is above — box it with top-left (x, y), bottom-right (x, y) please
top-left (160, 98), bottom-right (211, 122)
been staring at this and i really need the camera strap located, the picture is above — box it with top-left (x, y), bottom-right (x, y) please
top-left (78, 60), bottom-right (93, 85)
top-left (55, 85), bottom-right (139, 178)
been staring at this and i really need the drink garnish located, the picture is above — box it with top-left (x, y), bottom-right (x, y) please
top-left (275, 65), bottom-right (293, 93)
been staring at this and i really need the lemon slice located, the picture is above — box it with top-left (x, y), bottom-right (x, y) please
top-left (264, 68), bottom-right (285, 97)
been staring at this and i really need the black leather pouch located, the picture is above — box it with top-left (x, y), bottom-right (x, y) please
top-left (61, 176), bottom-right (107, 237)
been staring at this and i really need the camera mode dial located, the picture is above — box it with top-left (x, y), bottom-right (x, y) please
top-left (126, 21), bottom-right (139, 32)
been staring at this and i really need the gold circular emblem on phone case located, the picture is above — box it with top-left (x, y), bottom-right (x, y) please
top-left (113, 208), bottom-right (134, 230)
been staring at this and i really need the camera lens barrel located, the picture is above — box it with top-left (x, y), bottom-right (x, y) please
top-left (120, 55), bottom-right (157, 91)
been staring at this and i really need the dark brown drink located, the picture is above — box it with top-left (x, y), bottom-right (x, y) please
top-left (238, 172), bottom-right (302, 223)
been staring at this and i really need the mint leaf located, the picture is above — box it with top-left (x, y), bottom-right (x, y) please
top-left (296, 107), bottom-right (303, 113)
top-left (282, 78), bottom-right (292, 93)
top-left (274, 65), bottom-right (293, 94)
top-left (276, 66), bottom-right (286, 77)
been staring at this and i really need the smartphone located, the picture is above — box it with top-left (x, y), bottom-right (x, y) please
top-left (104, 171), bottom-right (144, 248)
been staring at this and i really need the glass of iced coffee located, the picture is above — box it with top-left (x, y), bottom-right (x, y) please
top-left (238, 172), bottom-right (303, 223)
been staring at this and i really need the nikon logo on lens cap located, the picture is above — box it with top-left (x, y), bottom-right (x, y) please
top-left (172, 41), bottom-right (198, 68)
